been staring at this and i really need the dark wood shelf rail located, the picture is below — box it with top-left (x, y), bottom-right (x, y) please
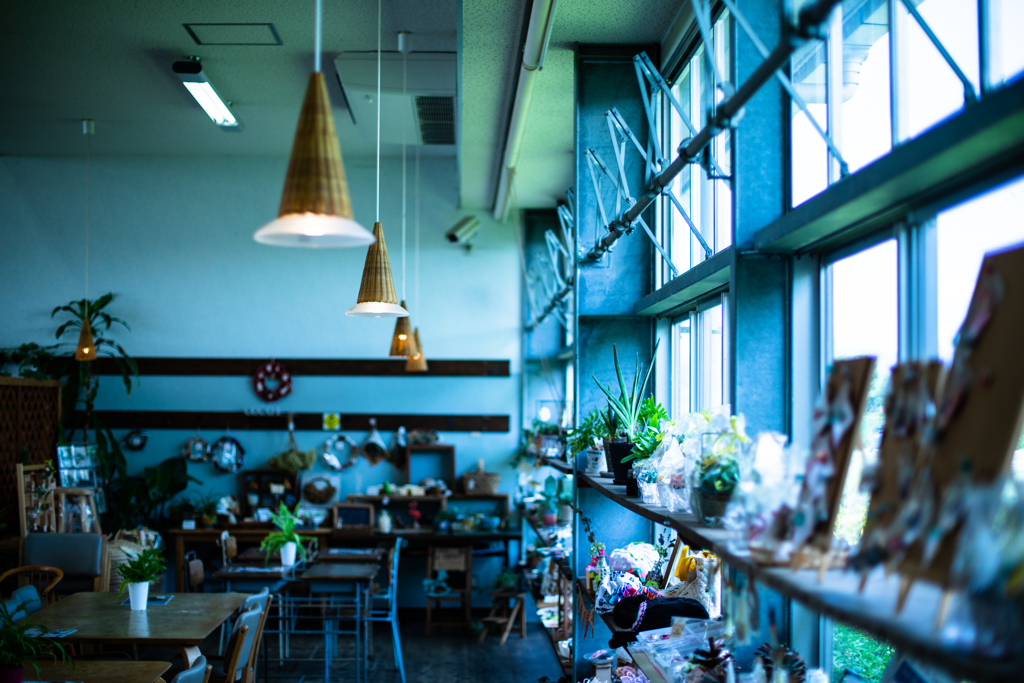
top-left (90, 357), bottom-right (510, 377)
top-left (92, 410), bottom-right (509, 433)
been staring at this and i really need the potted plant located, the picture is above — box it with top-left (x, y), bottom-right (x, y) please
top-left (0, 600), bottom-right (73, 683)
top-left (195, 491), bottom-right (219, 528)
top-left (691, 417), bottom-right (747, 526)
top-left (432, 509), bottom-right (456, 534)
top-left (623, 398), bottom-right (671, 498)
top-left (260, 503), bottom-right (315, 567)
top-left (539, 500), bottom-right (558, 527)
top-left (566, 409), bottom-right (605, 473)
top-left (592, 343), bottom-right (658, 489)
top-left (116, 548), bottom-right (166, 611)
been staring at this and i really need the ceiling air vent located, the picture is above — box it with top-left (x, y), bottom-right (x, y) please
top-left (415, 96), bottom-right (455, 145)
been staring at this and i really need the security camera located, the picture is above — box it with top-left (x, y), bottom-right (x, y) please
top-left (445, 216), bottom-right (480, 249)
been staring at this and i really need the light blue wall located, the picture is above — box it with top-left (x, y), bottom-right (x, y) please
top-left (0, 154), bottom-right (522, 501)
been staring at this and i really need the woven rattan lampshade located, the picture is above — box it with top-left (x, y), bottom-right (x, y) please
top-left (406, 328), bottom-right (428, 372)
top-left (254, 73), bottom-right (374, 248)
top-left (75, 318), bottom-right (96, 362)
top-left (389, 302), bottom-right (418, 357)
top-left (346, 222), bottom-right (409, 318)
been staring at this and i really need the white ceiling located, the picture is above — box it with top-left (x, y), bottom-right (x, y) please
top-left (459, 0), bottom-right (686, 210)
top-left (0, 0), bottom-right (456, 158)
top-left (1, 0), bottom-right (687, 213)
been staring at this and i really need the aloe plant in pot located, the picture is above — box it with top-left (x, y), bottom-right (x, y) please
top-left (260, 503), bottom-right (316, 567)
top-left (0, 600), bottom-right (73, 683)
top-left (116, 548), bottom-right (166, 611)
top-left (592, 342), bottom-right (658, 492)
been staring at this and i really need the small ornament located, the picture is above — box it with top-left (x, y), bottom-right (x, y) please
top-left (183, 434), bottom-right (210, 462)
top-left (253, 359), bottom-right (293, 403)
top-left (122, 428), bottom-right (148, 452)
top-left (211, 436), bottom-right (246, 473)
top-left (755, 643), bottom-right (806, 683)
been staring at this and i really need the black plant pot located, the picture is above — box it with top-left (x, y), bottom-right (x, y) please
top-left (605, 441), bottom-right (635, 486)
top-left (625, 473), bottom-right (639, 498)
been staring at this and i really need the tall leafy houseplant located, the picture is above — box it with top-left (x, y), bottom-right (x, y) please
top-left (116, 548), bottom-right (166, 611)
top-left (1, 295), bottom-right (201, 531)
top-left (592, 342), bottom-right (658, 487)
top-left (0, 600), bottom-right (73, 680)
top-left (260, 504), bottom-right (316, 567)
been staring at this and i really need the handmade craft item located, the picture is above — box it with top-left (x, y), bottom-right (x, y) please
top-left (211, 436), bottom-right (246, 473)
top-left (182, 431), bottom-right (210, 462)
top-left (268, 420), bottom-right (316, 474)
top-left (302, 476), bottom-right (337, 505)
top-left (252, 359), bottom-right (293, 402)
top-left (122, 428), bottom-right (148, 451)
top-left (608, 595), bottom-right (709, 647)
top-left (362, 418), bottom-right (388, 464)
top-left (321, 434), bottom-right (359, 470)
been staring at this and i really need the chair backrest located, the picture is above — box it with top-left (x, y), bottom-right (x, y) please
top-left (244, 594), bottom-right (273, 683)
top-left (24, 534), bottom-right (103, 593)
top-left (219, 531), bottom-right (237, 567)
top-left (378, 537), bottom-right (406, 608)
top-left (183, 551), bottom-right (204, 593)
top-left (2, 584), bottom-right (43, 622)
top-left (223, 605), bottom-right (262, 681)
top-left (171, 655), bottom-right (208, 683)
top-left (238, 587), bottom-right (269, 615)
top-left (0, 565), bottom-right (63, 606)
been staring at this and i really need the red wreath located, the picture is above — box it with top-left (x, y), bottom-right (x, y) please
top-left (253, 359), bottom-right (292, 403)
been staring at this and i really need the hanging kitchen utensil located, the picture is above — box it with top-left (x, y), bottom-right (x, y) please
top-left (362, 417), bottom-right (388, 465)
top-left (388, 426), bottom-right (409, 470)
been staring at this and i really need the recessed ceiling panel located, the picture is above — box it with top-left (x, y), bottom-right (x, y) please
top-left (184, 23), bottom-right (282, 46)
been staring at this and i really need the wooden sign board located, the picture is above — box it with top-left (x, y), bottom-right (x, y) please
top-left (331, 502), bottom-right (375, 533)
top-left (904, 243), bottom-right (1024, 588)
top-left (809, 356), bottom-right (876, 551)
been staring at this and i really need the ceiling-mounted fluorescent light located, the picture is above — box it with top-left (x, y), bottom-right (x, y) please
top-left (172, 57), bottom-right (242, 130)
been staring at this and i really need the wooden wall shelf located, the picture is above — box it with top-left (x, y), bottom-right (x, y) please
top-left (90, 357), bottom-right (510, 377)
top-left (92, 411), bottom-right (510, 433)
top-left (577, 473), bottom-right (1022, 683)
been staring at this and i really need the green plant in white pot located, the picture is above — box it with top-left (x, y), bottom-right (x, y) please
top-left (260, 503), bottom-right (315, 567)
top-left (116, 548), bottom-right (165, 611)
top-left (0, 600), bottom-right (73, 683)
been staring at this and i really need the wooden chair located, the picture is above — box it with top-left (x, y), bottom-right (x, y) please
top-left (477, 591), bottom-right (527, 645)
top-left (425, 545), bottom-right (472, 636)
top-left (183, 551), bottom-right (205, 593)
top-left (54, 488), bottom-right (103, 534)
top-left (23, 533), bottom-right (108, 594)
top-left (208, 606), bottom-right (261, 683)
top-left (165, 655), bottom-right (212, 683)
top-left (0, 566), bottom-right (63, 607)
top-left (244, 594), bottom-right (272, 683)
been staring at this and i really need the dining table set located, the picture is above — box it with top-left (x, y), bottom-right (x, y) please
top-left (28, 545), bottom-right (388, 683)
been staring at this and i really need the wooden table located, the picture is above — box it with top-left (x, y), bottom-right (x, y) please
top-left (31, 592), bottom-right (245, 667)
top-left (26, 660), bottom-right (171, 683)
top-left (317, 547), bottom-right (386, 563)
top-left (168, 527), bottom-right (332, 591)
top-left (212, 564), bottom-right (296, 592)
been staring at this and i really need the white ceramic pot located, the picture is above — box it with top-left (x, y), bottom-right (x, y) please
top-left (128, 581), bottom-right (149, 611)
top-left (280, 541), bottom-right (298, 567)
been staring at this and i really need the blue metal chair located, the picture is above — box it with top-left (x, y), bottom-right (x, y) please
top-left (170, 655), bottom-right (209, 683)
top-left (362, 538), bottom-right (406, 683)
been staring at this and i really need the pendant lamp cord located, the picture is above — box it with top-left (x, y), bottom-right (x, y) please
top-left (401, 48), bottom-right (407, 301)
top-left (84, 122), bottom-right (91, 304)
top-left (415, 146), bottom-right (420, 319)
top-left (314, 0), bottom-right (322, 72)
top-left (375, 0), bottom-right (381, 222)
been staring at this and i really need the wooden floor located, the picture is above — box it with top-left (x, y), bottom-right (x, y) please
top-left (141, 620), bottom-right (564, 683)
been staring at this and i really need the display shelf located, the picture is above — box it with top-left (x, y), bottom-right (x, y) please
top-left (576, 473), bottom-right (1024, 683)
top-left (523, 511), bottom-right (561, 548)
top-left (529, 577), bottom-right (572, 676)
top-left (544, 457), bottom-right (573, 474)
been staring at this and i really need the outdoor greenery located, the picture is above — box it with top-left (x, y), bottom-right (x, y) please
top-left (260, 503), bottom-right (317, 562)
top-left (115, 548), bottom-right (166, 598)
top-left (0, 600), bottom-right (73, 676)
top-left (832, 623), bottom-right (894, 683)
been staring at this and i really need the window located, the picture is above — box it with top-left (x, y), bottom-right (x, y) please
top-left (671, 293), bottom-right (730, 418)
top-left (662, 10), bottom-right (733, 284)
top-left (790, 0), bottom-right (1011, 208)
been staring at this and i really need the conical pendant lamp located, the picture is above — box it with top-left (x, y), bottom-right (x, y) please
top-left (389, 301), bottom-right (417, 357)
top-left (253, 0), bottom-right (373, 248)
top-left (75, 317), bottom-right (96, 361)
top-left (345, 223), bottom-right (408, 317)
top-left (76, 119), bottom-right (96, 363)
top-left (406, 328), bottom-right (428, 372)
top-left (345, 1), bottom-right (407, 319)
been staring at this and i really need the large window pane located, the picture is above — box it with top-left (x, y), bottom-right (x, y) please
top-left (792, 39), bottom-right (830, 207)
top-left (827, 240), bottom-right (899, 683)
top-left (672, 319), bottom-right (691, 419)
top-left (991, 0), bottom-right (1024, 87)
top-left (896, 0), bottom-right (978, 140)
top-left (840, 0), bottom-right (892, 172)
top-left (698, 299), bottom-right (728, 410)
top-left (935, 175), bottom-right (1024, 362)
